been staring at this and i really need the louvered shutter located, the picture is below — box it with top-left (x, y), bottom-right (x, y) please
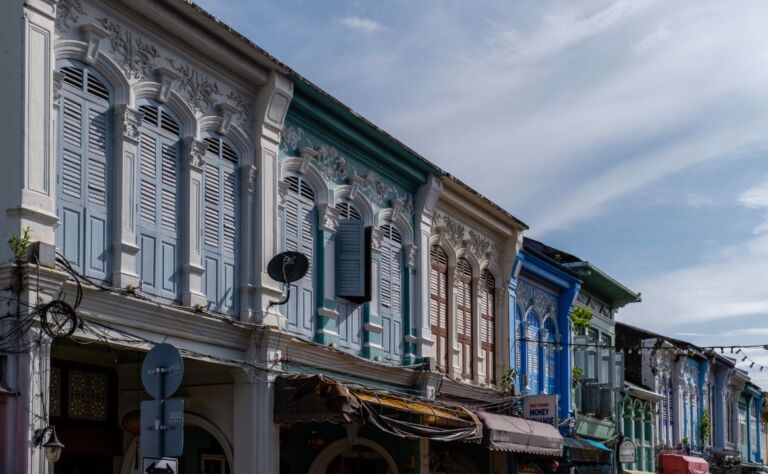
top-left (283, 176), bottom-right (315, 339)
top-left (56, 66), bottom-right (111, 283)
top-left (430, 246), bottom-right (449, 372)
top-left (136, 104), bottom-right (180, 300)
top-left (543, 319), bottom-right (556, 394)
top-left (526, 314), bottom-right (540, 393)
top-left (514, 305), bottom-right (523, 377)
top-left (335, 202), bottom-right (365, 299)
top-left (202, 137), bottom-right (239, 316)
top-left (480, 271), bottom-right (495, 383)
top-left (456, 259), bottom-right (473, 379)
top-left (380, 225), bottom-right (403, 360)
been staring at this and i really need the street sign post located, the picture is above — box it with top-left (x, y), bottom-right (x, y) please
top-left (141, 343), bottom-right (185, 460)
top-left (143, 457), bottom-right (178, 474)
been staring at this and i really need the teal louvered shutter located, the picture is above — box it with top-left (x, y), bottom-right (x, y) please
top-left (56, 65), bottom-right (111, 283)
top-left (335, 202), bottom-right (365, 299)
top-left (282, 176), bottom-right (315, 338)
top-left (202, 137), bottom-right (239, 316)
top-left (137, 104), bottom-right (181, 300)
top-left (380, 225), bottom-right (403, 360)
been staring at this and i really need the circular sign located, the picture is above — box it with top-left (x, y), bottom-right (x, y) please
top-left (141, 343), bottom-right (184, 399)
top-left (267, 251), bottom-right (309, 283)
top-left (618, 439), bottom-right (637, 464)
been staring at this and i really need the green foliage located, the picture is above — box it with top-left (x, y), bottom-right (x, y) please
top-left (572, 366), bottom-right (584, 387)
top-left (701, 409), bottom-right (711, 444)
top-left (571, 306), bottom-right (593, 331)
top-left (682, 436), bottom-right (689, 446)
top-left (8, 227), bottom-right (31, 262)
top-left (499, 368), bottom-right (519, 395)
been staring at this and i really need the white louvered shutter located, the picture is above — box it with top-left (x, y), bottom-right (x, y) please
top-left (202, 137), bottom-right (239, 316)
top-left (283, 176), bottom-right (316, 339)
top-left (380, 225), bottom-right (403, 360)
top-left (56, 66), bottom-right (111, 283)
top-left (137, 104), bottom-right (181, 300)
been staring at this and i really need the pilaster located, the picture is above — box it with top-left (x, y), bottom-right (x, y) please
top-left (413, 175), bottom-right (442, 359)
top-left (471, 276), bottom-right (482, 384)
top-left (181, 137), bottom-right (207, 307)
top-left (363, 227), bottom-right (383, 360)
top-left (111, 105), bottom-right (143, 288)
top-left (251, 71), bottom-right (293, 326)
top-left (315, 204), bottom-right (339, 346)
top-left (232, 368), bottom-right (280, 474)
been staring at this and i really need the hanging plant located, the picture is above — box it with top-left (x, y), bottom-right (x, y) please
top-left (701, 409), bottom-right (711, 444)
top-left (572, 366), bottom-right (584, 388)
top-left (571, 306), bottom-right (593, 331)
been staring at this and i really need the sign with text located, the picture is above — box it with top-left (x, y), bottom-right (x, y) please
top-left (523, 394), bottom-right (558, 427)
top-left (618, 439), bottom-right (637, 464)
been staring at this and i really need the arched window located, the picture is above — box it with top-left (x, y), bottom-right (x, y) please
top-left (136, 102), bottom-right (181, 300)
top-left (379, 224), bottom-right (403, 360)
top-left (202, 136), bottom-right (239, 316)
top-left (543, 318), bottom-right (556, 394)
top-left (283, 175), bottom-right (315, 338)
top-left (429, 246), bottom-right (449, 372)
top-left (479, 270), bottom-right (495, 384)
top-left (56, 63), bottom-right (112, 283)
top-left (455, 258), bottom-right (473, 379)
top-left (526, 312), bottom-right (540, 393)
top-left (335, 201), bottom-right (363, 351)
top-left (514, 304), bottom-right (523, 383)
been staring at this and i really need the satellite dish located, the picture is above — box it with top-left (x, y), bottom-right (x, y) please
top-left (267, 251), bottom-right (309, 283)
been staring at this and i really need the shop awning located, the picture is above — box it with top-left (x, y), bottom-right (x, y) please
top-left (477, 411), bottom-right (563, 456)
top-left (564, 438), bottom-right (612, 464)
top-left (274, 374), bottom-right (481, 442)
top-left (659, 454), bottom-right (709, 474)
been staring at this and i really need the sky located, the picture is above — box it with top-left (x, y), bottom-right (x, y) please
top-left (196, 0), bottom-right (768, 384)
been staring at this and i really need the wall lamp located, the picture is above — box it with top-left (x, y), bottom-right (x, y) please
top-left (34, 425), bottom-right (65, 464)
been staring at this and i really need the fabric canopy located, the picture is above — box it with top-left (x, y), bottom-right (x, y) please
top-left (659, 454), bottom-right (709, 474)
top-left (274, 374), bottom-right (481, 441)
top-left (477, 411), bottom-right (563, 456)
top-left (564, 437), bottom-right (612, 464)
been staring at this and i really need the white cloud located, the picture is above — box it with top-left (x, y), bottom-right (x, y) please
top-left (339, 16), bottom-right (382, 33)
top-left (739, 178), bottom-right (768, 209)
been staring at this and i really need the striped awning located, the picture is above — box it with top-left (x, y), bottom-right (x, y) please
top-left (477, 411), bottom-right (563, 456)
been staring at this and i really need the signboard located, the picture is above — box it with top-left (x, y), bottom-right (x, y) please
top-left (618, 439), bottom-right (637, 464)
top-left (141, 399), bottom-right (184, 457)
top-left (141, 344), bottom-right (185, 459)
top-left (143, 457), bottom-right (178, 474)
top-left (523, 394), bottom-right (558, 427)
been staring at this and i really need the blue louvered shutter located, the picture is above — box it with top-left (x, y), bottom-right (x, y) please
top-left (283, 176), bottom-right (315, 338)
top-left (56, 65), bottom-right (111, 283)
top-left (380, 225), bottom-right (403, 360)
top-left (335, 202), bottom-right (365, 299)
top-left (137, 104), bottom-right (181, 300)
top-left (202, 137), bottom-right (239, 316)
top-left (544, 319), bottom-right (556, 394)
top-left (527, 313), bottom-right (540, 393)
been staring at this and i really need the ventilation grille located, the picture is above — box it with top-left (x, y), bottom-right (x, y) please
top-left (380, 224), bottom-right (402, 244)
top-left (285, 175), bottom-right (315, 201)
top-left (457, 258), bottom-right (472, 277)
top-left (430, 246), bottom-right (447, 266)
top-left (481, 270), bottom-right (495, 289)
top-left (138, 105), bottom-right (180, 136)
top-left (204, 137), bottom-right (239, 163)
top-left (60, 66), bottom-right (110, 101)
top-left (336, 202), bottom-right (361, 220)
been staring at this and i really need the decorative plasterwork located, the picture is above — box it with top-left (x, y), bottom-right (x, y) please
top-left (226, 91), bottom-right (252, 130)
top-left (184, 138), bottom-right (208, 170)
top-left (370, 227), bottom-right (384, 251)
top-left (433, 210), bottom-right (504, 265)
top-left (248, 166), bottom-right (258, 193)
top-left (97, 17), bottom-right (158, 79)
top-left (359, 172), bottom-right (393, 208)
top-left (56, 0), bottom-right (84, 32)
top-left (317, 204), bottom-right (339, 233)
top-left (300, 145), bottom-right (348, 183)
top-left (282, 126), bottom-right (304, 151)
top-left (169, 59), bottom-right (219, 111)
top-left (116, 105), bottom-right (144, 142)
top-left (404, 244), bottom-right (417, 269)
top-left (518, 280), bottom-right (558, 318)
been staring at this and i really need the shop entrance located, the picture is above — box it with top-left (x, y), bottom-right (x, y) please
top-left (326, 444), bottom-right (391, 474)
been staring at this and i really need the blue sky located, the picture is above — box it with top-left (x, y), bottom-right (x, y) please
top-left (196, 0), bottom-right (768, 383)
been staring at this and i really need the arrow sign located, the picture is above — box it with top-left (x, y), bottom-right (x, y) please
top-left (143, 457), bottom-right (177, 474)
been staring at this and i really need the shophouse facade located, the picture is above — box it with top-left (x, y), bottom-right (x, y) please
top-left (0, 1), bottom-right (550, 473)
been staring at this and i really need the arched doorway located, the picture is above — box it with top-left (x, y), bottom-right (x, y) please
top-left (308, 437), bottom-right (398, 474)
top-left (120, 414), bottom-right (232, 474)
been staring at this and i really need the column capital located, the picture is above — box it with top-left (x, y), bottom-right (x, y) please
top-left (115, 104), bottom-right (144, 143)
top-left (183, 137), bottom-right (208, 171)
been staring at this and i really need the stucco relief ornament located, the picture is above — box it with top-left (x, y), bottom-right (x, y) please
top-left (442, 215), bottom-right (466, 248)
top-left (170, 60), bottom-right (220, 112)
top-left (370, 227), bottom-right (384, 251)
top-left (281, 126), bottom-right (305, 152)
top-left (318, 204), bottom-right (339, 233)
top-left (226, 91), bottom-right (253, 130)
top-left (117, 106), bottom-right (144, 141)
top-left (313, 144), bottom-right (348, 182)
top-left (97, 18), bottom-right (158, 79)
top-left (184, 138), bottom-right (208, 169)
top-left (518, 280), bottom-right (558, 318)
top-left (359, 172), bottom-right (393, 208)
top-left (56, 0), bottom-right (85, 32)
top-left (468, 230), bottom-right (492, 260)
